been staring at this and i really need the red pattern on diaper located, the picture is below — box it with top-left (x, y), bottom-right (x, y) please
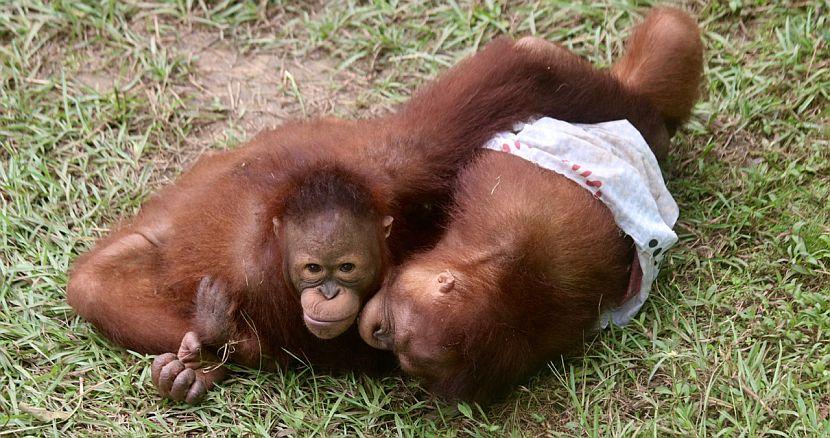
top-left (502, 140), bottom-right (524, 153)
top-left (563, 160), bottom-right (604, 199)
top-left (497, 148), bottom-right (605, 199)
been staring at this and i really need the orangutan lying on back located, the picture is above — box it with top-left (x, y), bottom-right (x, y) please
top-left (358, 7), bottom-right (704, 402)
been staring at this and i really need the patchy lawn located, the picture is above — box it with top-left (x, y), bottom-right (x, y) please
top-left (1, 0), bottom-right (827, 435)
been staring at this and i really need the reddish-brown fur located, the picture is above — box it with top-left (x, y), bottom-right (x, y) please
top-left (612, 7), bottom-right (704, 135)
top-left (67, 8), bottom-right (687, 400)
top-left (358, 7), bottom-right (704, 402)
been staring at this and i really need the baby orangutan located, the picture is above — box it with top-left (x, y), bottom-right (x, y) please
top-left (277, 171), bottom-right (393, 339)
top-left (358, 7), bottom-right (704, 402)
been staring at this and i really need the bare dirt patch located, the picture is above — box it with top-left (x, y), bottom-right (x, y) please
top-left (69, 24), bottom-right (386, 160)
top-left (69, 25), bottom-right (388, 183)
top-left (75, 56), bottom-right (131, 94)
top-left (174, 31), bottom-right (378, 149)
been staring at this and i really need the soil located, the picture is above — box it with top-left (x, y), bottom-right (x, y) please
top-left (174, 31), bottom-right (375, 146)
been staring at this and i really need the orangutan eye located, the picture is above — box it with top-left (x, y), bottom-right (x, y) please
top-left (305, 263), bottom-right (322, 273)
top-left (339, 263), bottom-right (355, 273)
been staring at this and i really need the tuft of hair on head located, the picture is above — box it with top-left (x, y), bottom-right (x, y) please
top-left (281, 162), bottom-right (386, 222)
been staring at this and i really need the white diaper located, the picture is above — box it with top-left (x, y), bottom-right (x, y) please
top-left (484, 117), bottom-right (678, 327)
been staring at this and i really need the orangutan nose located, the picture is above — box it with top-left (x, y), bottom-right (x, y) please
top-left (320, 283), bottom-right (340, 300)
top-left (359, 294), bottom-right (392, 349)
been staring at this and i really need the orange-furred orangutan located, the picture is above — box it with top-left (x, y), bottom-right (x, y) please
top-left (67, 9), bottom-right (680, 404)
top-left (358, 7), bottom-right (704, 403)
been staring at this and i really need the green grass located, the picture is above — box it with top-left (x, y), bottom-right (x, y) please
top-left (1, 0), bottom-right (828, 435)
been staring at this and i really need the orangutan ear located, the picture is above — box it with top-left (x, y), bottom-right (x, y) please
top-left (435, 270), bottom-right (455, 293)
top-left (272, 217), bottom-right (281, 236)
top-left (382, 216), bottom-right (394, 239)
